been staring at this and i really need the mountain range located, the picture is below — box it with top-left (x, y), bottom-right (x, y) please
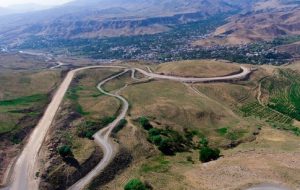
top-left (1, 0), bottom-right (300, 46)
top-left (0, 4), bottom-right (51, 16)
top-left (0, 0), bottom-right (257, 43)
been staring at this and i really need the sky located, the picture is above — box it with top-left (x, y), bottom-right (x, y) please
top-left (0, 0), bottom-right (73, 7)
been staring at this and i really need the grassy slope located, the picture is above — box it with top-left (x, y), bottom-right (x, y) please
top-left (122, 78), bottom-right (259, 144)
top-left (0, 69), bottom-right (62, 184)
top-left (0, 70), bottom-right (61, 134)
top-left (98, 61), bottom-right (300, 190)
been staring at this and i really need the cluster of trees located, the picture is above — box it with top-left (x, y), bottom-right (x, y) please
top-left (139, 117), bottom-right (189, 155)
top-left (139, 116), bottom-right (221, 162)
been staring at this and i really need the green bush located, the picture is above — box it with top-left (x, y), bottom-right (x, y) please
top-left (58, 145), bottom-right (72, 158)
top-left (158, 138), bottom-right (176, 155)
top-left (199, 146), bottom-right (220, 162)
top-left (139, 117), bottom-right (153, 130)
top-left (149, 135), bottom-right (162, 145)
top-left (124, 179), bottom-right (146, 190)
top-left (148, 128), bottom-right (161, 136)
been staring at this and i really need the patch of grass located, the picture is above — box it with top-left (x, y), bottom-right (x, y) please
top-left (66, 86), bottom-right (83, 101)
top-left (0, 122), bottom-right (17, 134)
top-left (140, 156), bottom-right (170, 173)
top-left (217, 127), bottom-right (228, 136)
top-left (75, 103), bottom-right (89, 115)
top-left (124, 179), bottom-right (147, 190)
top-left (0, 94), bottom-right (47, 106)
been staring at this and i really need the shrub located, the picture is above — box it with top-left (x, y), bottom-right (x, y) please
top-left (149, 135), bottom-right (162, 145)
top-left (139, 117), bottom-right (153, 130)
top-left (113, 119), bottom-right (127, 134)
top-left (124, 179), bottom-right (146, 190)
top-left (58, 145), bottom-right (72, 158)
top-left (199, 146), bottom-right (220, 162)
top-left (199, 137), bottom-right (208, 148)
top-left (148, 128), bottom-right (161, 136)
top-left (158, 138), bottom-right (176, 155)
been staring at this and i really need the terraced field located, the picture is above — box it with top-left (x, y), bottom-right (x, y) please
top-left (239, 69), bottom-right (300, 137)
top-left (263, 69), bottom-right (300, 121)
top-left (240, 102), bottom-right (293, 124)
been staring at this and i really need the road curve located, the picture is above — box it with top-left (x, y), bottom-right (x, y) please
top-left (134, 66), bottom-right (251, 83)
top-left (2, 64), bottom-right (252, 190)
top-left (68, 70), bottom-right (130, 190)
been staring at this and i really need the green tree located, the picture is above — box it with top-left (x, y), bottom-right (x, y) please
top-left (124, 179), bottom-right (146, 190)
top-left (158, 138), bottom-right (175, 155)
top-left (199, 146), bottom-right (220, 162)
top-left (58, 145), bottom-right (72, 158)
top-left (139, 117), bottom-right (153, 130)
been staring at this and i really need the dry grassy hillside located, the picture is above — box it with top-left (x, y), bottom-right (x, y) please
top-left (93, 60), bottom-right (300, 190)
top-left (0, 70), bottom-right (62, 186)
top-left (194, 0), bottom-right (300, 45)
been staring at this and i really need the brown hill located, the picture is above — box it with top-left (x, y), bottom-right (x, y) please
top-left (0, 0), bottom-right (256, 43)
top-left (194, 0), bottom-right (300, 46)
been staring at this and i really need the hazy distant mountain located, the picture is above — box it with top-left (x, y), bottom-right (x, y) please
top-left (0, 3), bottom-right (51, 16)
top-left (7, 3), bottom-right (51, 13)
top-left (0, 0), bottom-right (257, 43)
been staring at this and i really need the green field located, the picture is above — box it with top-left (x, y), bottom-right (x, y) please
top-left (0, 94), bottom-right (47, 107)
top-left (262, 69), bottom-right (300, 120)
top-left (0, 70), bottom-right (61, 136)
top-left (240, 102), bottom-right (293, 124)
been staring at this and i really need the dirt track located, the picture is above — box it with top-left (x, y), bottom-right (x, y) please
top-left (3, 65), bottom-right (251, 190)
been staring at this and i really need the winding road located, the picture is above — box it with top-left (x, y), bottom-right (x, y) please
top-left (3, 64), bottom-right (252, 190)
top-left (68, 69), bottom-right (130, 190)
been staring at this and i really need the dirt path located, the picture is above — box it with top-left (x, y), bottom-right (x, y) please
top-left (257, 81), bottom-right (263, 105)
top-left (68, 70), bottom-right (130, 190)
top-left (2, 64), bottom-right (252, 190)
